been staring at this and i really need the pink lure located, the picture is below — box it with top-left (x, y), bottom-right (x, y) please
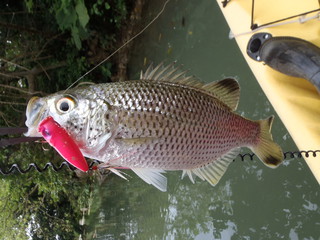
top-left (38, 116), bottom-right (89, 172)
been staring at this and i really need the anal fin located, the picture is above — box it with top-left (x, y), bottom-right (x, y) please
top-left (131, 168), bottom-right (167, 192)
top-left (182, 148), bottom-right (240, 186)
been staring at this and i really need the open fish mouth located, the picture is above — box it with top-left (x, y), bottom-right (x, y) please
top-left (24, 97), bottom-right (47, 137)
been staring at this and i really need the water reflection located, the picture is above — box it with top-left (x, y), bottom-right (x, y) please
top-left (86, 159), bottom-right (319, 239)
top-left (86, 174), bottom-right (238, 239)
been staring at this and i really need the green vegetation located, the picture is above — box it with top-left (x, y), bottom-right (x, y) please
top-left (0, 143), bottom-right (95, 239)
top-left (1, 0), bottom-right (131, 127)
top-left (0, 0), bottom-right (134, 238)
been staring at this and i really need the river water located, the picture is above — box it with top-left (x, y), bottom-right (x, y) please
top-left (85, 0), bottom-right (320, 239)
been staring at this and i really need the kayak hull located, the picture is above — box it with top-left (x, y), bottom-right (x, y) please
top-left (216, 0), bottom-right (320, 183)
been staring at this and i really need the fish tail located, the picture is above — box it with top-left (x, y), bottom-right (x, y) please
top-left (251, 116), bottom-right (283, 168)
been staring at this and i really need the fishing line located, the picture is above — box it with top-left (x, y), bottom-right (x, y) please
top-left (0, 150), bottom-right (319, 175)
top-left (64, 0), bottom-right (171, 92)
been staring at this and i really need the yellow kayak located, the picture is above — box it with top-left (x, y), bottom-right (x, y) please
top-left (216, 0), bottom-right (320, 184)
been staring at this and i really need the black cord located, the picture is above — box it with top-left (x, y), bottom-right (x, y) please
top-left (238, 150), bottom-right (320, 161)
top-left (0, 160), bottom-right (102, 175)
top-left (0, 150), bottom-right (318, 175)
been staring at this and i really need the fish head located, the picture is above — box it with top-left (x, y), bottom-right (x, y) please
top-left (25, 93), bottom-right (87, 137)
top-left (25, 87), bottom-right (115, 152)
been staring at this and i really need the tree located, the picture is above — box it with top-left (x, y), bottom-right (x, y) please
top-left (0, 0), bottom-right (145, 238)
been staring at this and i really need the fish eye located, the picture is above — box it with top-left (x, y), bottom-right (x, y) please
top-left (56, 97), bottom-right (75, 114)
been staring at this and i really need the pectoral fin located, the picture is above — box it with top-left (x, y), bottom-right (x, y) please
top-left (115, 137), bottom-right (157, 146)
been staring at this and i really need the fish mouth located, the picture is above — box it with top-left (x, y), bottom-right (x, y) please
top-left (24, 96), bottom-right (47, 137)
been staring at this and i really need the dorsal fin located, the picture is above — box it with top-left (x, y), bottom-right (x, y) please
top-left (140, 62), bottom-right (203, 88)
top-left (203, 78), bottom-right (240, 111)
top-left (141, 63), bottom-right (240, 110)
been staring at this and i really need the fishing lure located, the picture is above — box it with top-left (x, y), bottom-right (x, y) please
top-left (38, 116), bottom-right (89, 172)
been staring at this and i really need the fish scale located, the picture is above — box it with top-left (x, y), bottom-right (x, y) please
top-left (92, 83), bottom-right (258, 165)
top-left (25, 63), bottom-right (283, 191)
top-left (102, 81), bottom-right (253, 168)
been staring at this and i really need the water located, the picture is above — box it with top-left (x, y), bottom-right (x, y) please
top-left (85, 0), bottom-right (320, 239)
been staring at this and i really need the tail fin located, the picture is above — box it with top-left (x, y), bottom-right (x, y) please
top-left (251, 116), bottom-right (283, 168)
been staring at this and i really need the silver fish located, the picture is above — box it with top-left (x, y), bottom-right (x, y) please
top-left (25, 63), bottom-right (283, 191)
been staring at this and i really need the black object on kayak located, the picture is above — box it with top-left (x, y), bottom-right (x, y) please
top-left (247, 32), bottom-right (320, 92)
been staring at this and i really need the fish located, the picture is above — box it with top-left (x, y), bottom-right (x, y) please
top-left (24, 63), bottom-right (283, 191)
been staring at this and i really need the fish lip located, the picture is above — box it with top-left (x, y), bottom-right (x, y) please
top-left (24, 96), bottom-right (47, 137)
